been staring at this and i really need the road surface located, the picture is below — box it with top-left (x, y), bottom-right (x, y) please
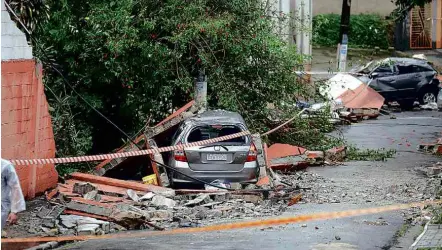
top-left (61, 111), bottom-right (442, 250)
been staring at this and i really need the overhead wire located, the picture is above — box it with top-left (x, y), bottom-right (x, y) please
top-left (5, 3), bottom-right (441, 188)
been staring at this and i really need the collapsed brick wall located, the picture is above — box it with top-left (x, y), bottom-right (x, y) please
top-left (1, 60), bottom-right (58, 198)
top-left (1, 0), bottom-right (58, 198)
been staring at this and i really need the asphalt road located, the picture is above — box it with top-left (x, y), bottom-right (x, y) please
top-left (61, 111), bottom-right (442, 250)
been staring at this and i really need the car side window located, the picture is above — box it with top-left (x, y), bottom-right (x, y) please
top-left (397, 65), bottom-right (414, 74)
top-left (415, 65), bottom-right (433, 72)
top-left (374, 64), bottom-right (392, 73)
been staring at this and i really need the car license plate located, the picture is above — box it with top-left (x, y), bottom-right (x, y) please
top-left (207, 154), bottom-right (227, 161)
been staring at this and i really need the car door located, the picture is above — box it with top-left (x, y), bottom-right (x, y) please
top-left (394, 64), bottom-right (422, 100)
top-left (369, 62), bottom-right (398, 101)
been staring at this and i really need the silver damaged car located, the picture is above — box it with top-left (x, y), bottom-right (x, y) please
top-left (167, 110), bottom-right (259, 186)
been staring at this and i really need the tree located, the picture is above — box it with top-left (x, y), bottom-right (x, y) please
top-left (7, 0), bottom-right (335, 173)
top-left (392, 0), bottom-right (432, 19)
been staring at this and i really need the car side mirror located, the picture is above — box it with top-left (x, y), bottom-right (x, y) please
top-left (370, 72), bottom-right (379, 79)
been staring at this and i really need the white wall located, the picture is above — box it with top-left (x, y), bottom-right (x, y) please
top-left (313, 0), bottom-right (396, 16)
top-left (267, 0), bottom-right (292, 43)
top-left (1, 0), bottom-right (33, 61)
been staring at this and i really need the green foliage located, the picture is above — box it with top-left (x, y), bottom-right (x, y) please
top-left (312, 14), bottom-right (391, 49)
top-left (8, 0), bottom-right (330, 172)
top-left (392, 0), bottom-right (432, 20)
top-left (346, 146), bottom-right (396, 161)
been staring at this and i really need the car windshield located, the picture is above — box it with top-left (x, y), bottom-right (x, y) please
top-left (186, 125), bottom-right (246, 144)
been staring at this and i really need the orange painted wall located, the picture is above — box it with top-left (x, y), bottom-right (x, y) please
top-left (1, 59), bottom-right (58, 198)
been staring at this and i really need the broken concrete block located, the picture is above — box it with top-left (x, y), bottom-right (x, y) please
top-left (66, 200), bottom-right (113, 217)
top-left (155, 190), bottom-right (176, 198)
top-left (325, 146), bottom-right (347, 162)
top-left (230, 183), bottom-right (242, 190)
top-left (139, 192), bottom-right (155, 201)
top-left (213, 194), bottom-right (228, 202)
top-left (83, 190), bottom-right (100, 201)
top-left (37, 207), bottom-right (52, 219)
top-left (42, 217), bottom-right (56, 228)
top-left (77, 220), bottom-right (110, 233)
top-left (244, 184), bottom-right (257, 190)
top-left (60, 214), bottom-right (110, 232)
top-left (73, 182), bottom-right (97, 195)
top-left (427, 166), bottom-right (442, 177)
top-left (184, 194), bottom-right (210, 207)
top-left (126, 189), bottom-right (140, 202)
top-left (151, 195), bottom-right (176, 208)
top-left (77, 224), bottom-right (100, 235)
top-left (230, 194), bottom-right (262, 204)
top-left (150, 210), bottom-right (173, 221)
top-left (256, 176), bottom-right (271, 187)
top-left (110, 206), bottom-right (147, 229)
top-left (60, 215), bottom-right (78, 229)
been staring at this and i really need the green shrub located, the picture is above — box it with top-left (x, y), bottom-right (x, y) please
top-left (313, 14), bottom-right (391, 49)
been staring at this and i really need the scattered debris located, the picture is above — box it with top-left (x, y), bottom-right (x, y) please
top-left (184, 194), bottom-right (211, 207)
top-left (426, 162), bottom-right (442, 177)
top-left (420, 102), bottom-right (438, 111)
top-left (73, 182), bottom-right (97, 195)
top-left (321, 73), bottom-right (385, 119)
top-left (139, 192), bottom-right (155, 201)
top-left (418, 140), bottom-right (442, 155)
top-left (126, 189), bottom-right (140, 202)
top-left (25, 241), bottom-right (59, 250)
top-left (287, 194), bottom-right (302, 206)
top-left (151, 195), bottom-right (177, 208)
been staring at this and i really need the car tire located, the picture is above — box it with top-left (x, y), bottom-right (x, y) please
top-left (418, 87), bottom-right (438, 105)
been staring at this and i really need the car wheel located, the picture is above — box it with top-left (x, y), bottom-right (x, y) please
top-left (418, 88), bottom-right (438, 105)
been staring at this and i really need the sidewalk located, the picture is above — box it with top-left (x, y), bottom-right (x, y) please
top-left (410, 223), bottom-right (442, 249)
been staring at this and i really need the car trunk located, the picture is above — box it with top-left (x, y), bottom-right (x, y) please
top-left (184, 124), bottom-right (250, 172)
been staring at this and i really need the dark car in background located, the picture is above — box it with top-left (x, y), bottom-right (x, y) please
top-left (354, 57), bottom-right (440, 109)
top-left (167, 110), bottom-right (259, 187)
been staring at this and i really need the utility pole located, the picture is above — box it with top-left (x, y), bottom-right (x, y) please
top-left (295, 0), bottom-right (312, 82)
top-left (337, 0), bottom-right (351, 72)
top-left (194, 67), bottom-right (207, 113)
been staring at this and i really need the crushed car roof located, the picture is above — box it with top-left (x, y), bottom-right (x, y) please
top-left (383, 57), bottom-right (432, 66)
top-left (186, 110), bottom-right (247, 125)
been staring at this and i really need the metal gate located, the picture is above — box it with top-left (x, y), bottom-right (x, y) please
top-left (409, 4), bottom-right (432, 49)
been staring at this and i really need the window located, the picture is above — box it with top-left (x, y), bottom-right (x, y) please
top-left (374, 64), bottom-right (393, 73)
top-left (186, 125), bottom-right (246, 144)
top-left (397, 65), bottom-right (414, 74)
top-left (397, 65), bottom-right (430, 74)
top-left (414, 65), bottom-right (432, 72)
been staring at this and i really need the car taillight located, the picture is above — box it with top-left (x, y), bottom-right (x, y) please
top-left (174, 142), bottom-right (187, 162)
top-left (246, 143), bottom-right (257, 162)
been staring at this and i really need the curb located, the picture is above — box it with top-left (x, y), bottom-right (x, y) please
top-left (25, 241), bottom-right (59, 250)
top-left (409, 221), bottom-right (429, 250)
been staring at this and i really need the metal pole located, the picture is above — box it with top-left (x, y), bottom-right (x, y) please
top-left (194, 68), bottom-right (207, 113)
top-left (338, 0), bottom-right (351, 72)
